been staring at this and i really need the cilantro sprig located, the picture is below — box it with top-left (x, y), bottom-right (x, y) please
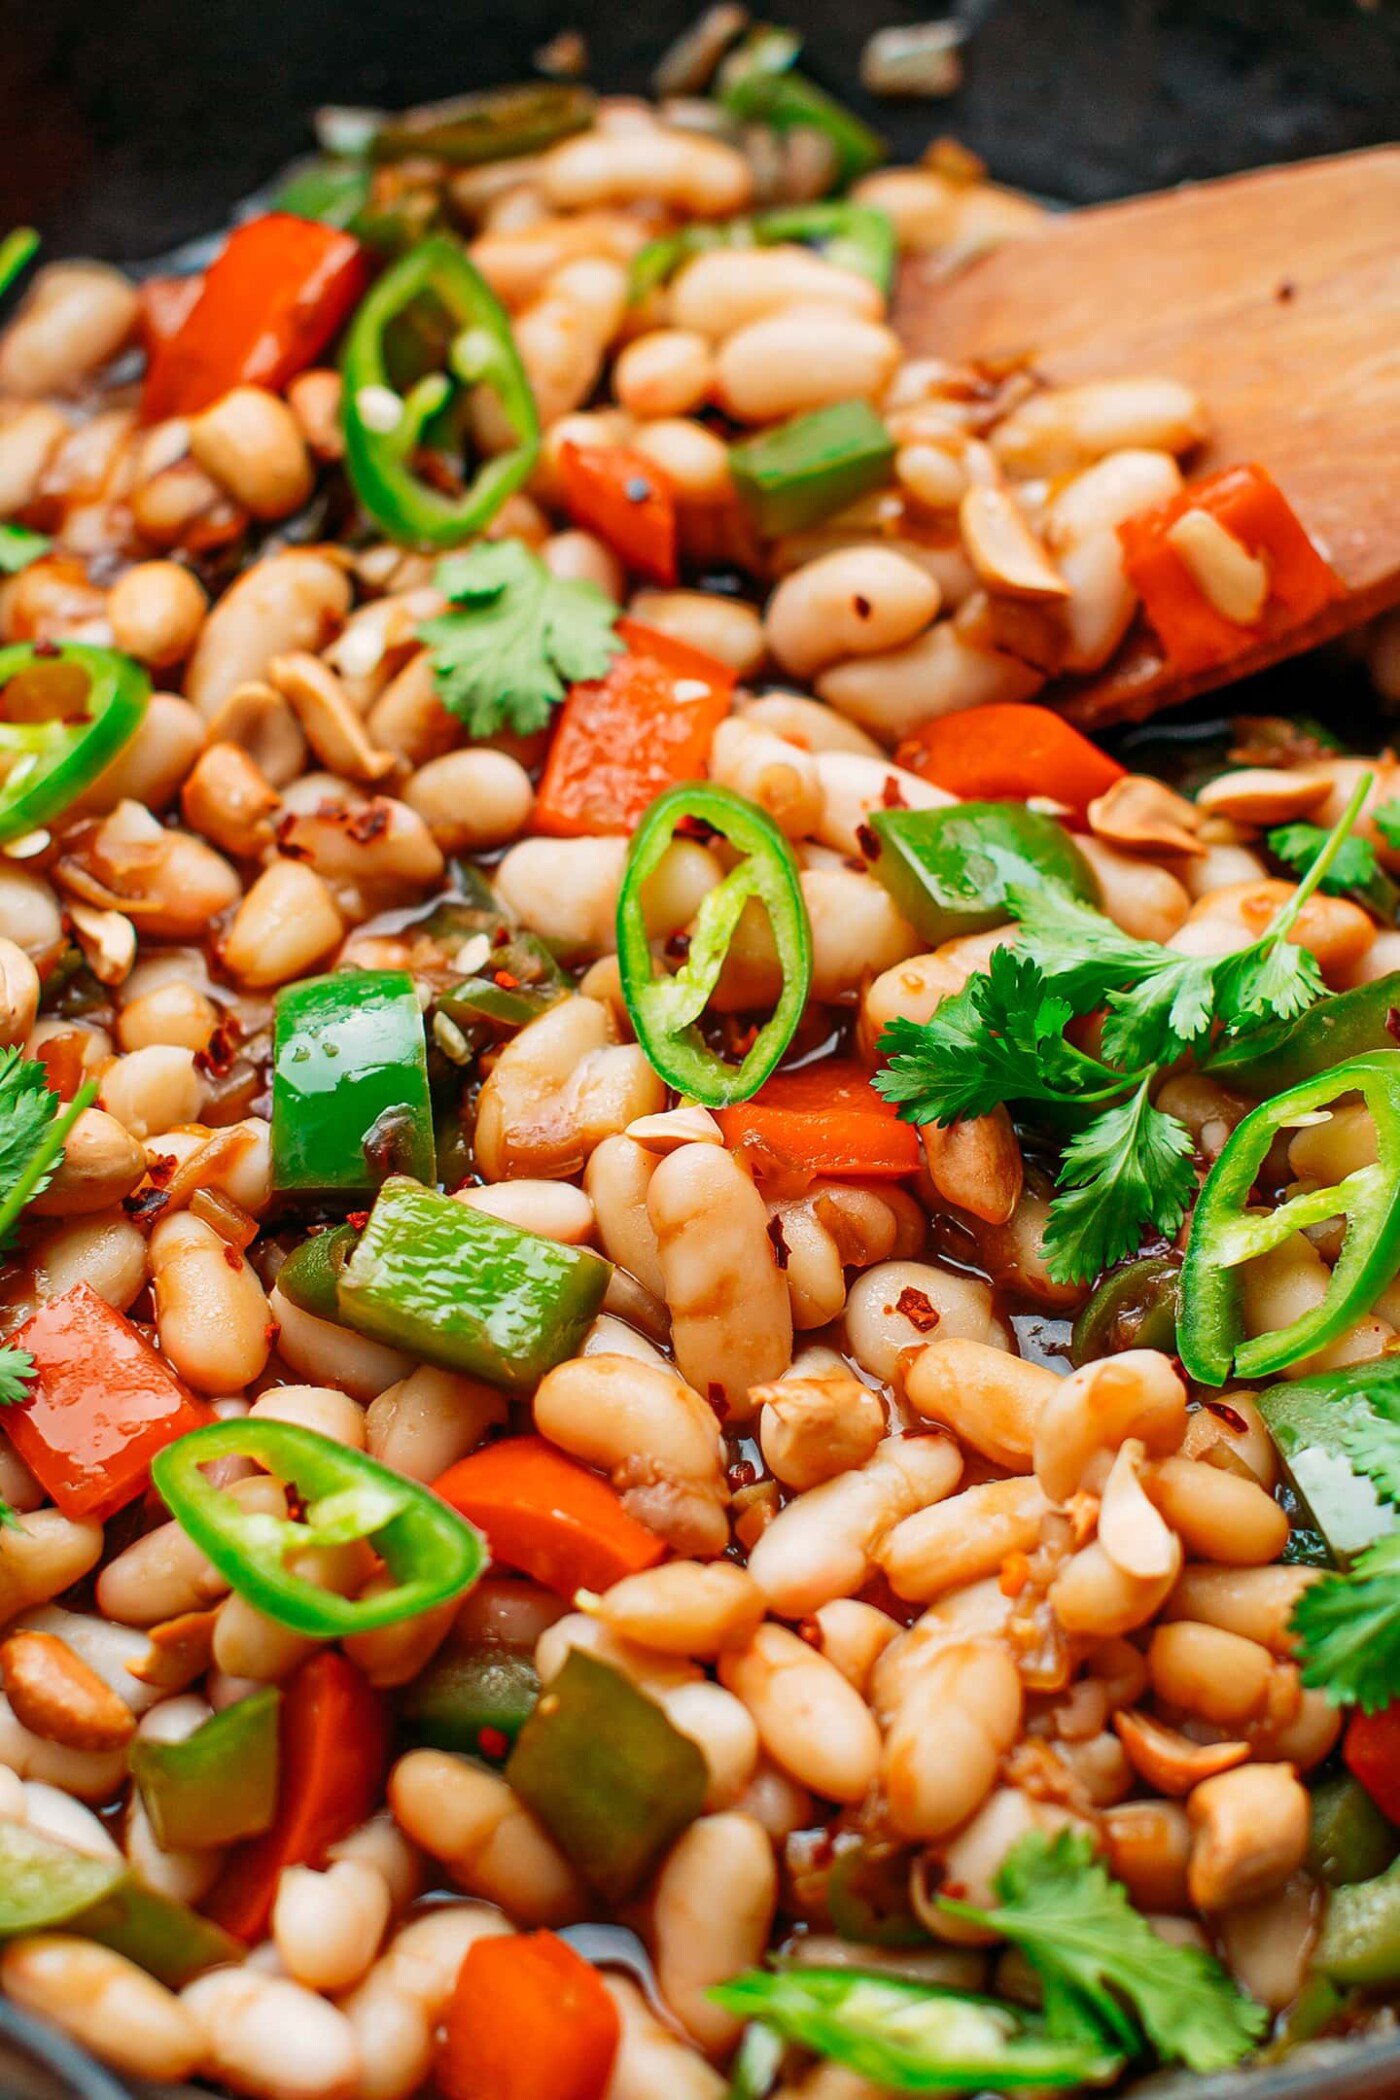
top-left (874, 775), bottom-right (1371, 1287)
top-left (940, 1830), bottom-right (1267, 2075)
top-left (1294, 1389), bottom-right (1400, 1712)
top-left (0, 1048), bottom-right (98, 1253)
top-left (420, 541), bottom-right (623, 739)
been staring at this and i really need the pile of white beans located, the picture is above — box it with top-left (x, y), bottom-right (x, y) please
top-left (0, 85), bottom-right (1394, 2100)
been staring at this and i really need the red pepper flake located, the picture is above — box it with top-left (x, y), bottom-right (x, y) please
top-left (32, 639), bottom-right (60, 659)
top-left (727, 1458), bottom-right (757, 1492)
top-left (766, 1214), bottom-right (791, 1269)
top-left (273, 815), bottom-right (312, 860)
top-left (675, 814), bottom-right (717, 843)
top-left (346, 803), bottom-right (390, 846)
top-left (477, 1726), bottom-right (509, 1761)
top-left (221, 1243), bottom-right (242, 1271)
top-left (797, 1617), bottom-right (823, 1647)
top-left (1000, 1550), bottom-right (1032, 1598)
top-left (855, 821), bottom-right (881, 860)
top-left (195, 1018), bottom-right (242, 1080)
top-left (664, 931), bottom-right (692, 960)
top-left (1387, 1007), bottom-right (1400, 1044)
top-left (123, 1187), bottom-right (170, 1226)
top-left (146, 1155), bottom-right (177, 1188)
top-left (879, 774), bottom-right (907, 810)
top-left (1275, 278), bottom-right (1296, 302)
top-left (707, 1381), bottom-right (729, 1420)
top-left (263, 1320), bottom-right (281, 1348)
top-left (492, 927), bottom-right (511, 947)
top-left (853, 594), bottom-right (872, 619)
top-left (493, 970), bottom-right (519, 990)
top-left (893, 1286), bottom-right (940, 1334)
top-left (346, 1210), bottom-right (370, 1230)
top-left (1205, 1398), bottom-right (1250, 1434)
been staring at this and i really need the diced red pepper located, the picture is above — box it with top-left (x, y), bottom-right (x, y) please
top-left (897, 702), bottom-right (1125, 815)
top-left (718, 1060), bottom-right (922, 1180)
top-left (434, 1437), bottom-right (665, 1598)
top-left (137, 275), bottom-right (204, 360)
top-left (6, 1283), bottom-right (212, 1523)
top-left (1118, 462), bottom-right (1345, 676)
top-left (1344, 1703), bottom-right (1400, 1827)
top-left (141, 215), bottom-right (369, 424)
top-left (533, 617), bottom-right (735, 837)
top-left (206, 1652), bottom-right (392, 1943)
top-left (558, 443), bottom-right (678, 586)
top-left (439, 1930), bottom-right (620, 2100)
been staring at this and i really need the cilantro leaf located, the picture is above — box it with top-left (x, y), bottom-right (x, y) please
top-left (0, 1051), bottom-right (97, 1252)
top-left (0, 523), bottom-right (49, 577)
top-left (1213, 934), bottom-right (1325, 1037)
top-left (874, 947), bottom-right (1118, 1128)
top-left (940, 1830), bottom-right (1267, 2075)
top-left (1373, 799), bottom-right (1400, 852)
top-left (1295, 1391), bottom-right (1400, 1711)
top-left (0, 1344), bottom-right (34, 1409)
top-left (420, 541), bottom-right (623, 739)
top-left (1042, 1080), bottom-right (1196, 1287)
top-left (1295, 1533), bottom-right (1400, 1713)
top-left (1267, 821), bottom-right (1380, 897)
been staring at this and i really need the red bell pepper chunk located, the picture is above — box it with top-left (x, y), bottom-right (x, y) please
top-left (141, 214), bottom-right (369, 424)
top-left (1117, 461), bottom-right (1345, 676)
top-left (6, 1283), bottom-right (212, 1523)
top-left (434, 1436), bottom-right (665, 1598)
top-left (439, 1930), bottom-right (620, 2100)
top-left (718, 1060), bottom-right (922, 1180)
top-left (1344, 1702), bottom-right (1400, 1827)
top-left (558, 442), bottom-right (678, 586)
top-left (137, 275), bottom-right (204, 360)
top-left (206, 1652), bottom-right (392, 1943)
top-left (533, 617), bottom-right (735, 837)
top-left (897, 702), bottom-right (1125, 816)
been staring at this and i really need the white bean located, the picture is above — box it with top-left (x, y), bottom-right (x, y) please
top-left (182, 1969), bottom-right (361, 2100)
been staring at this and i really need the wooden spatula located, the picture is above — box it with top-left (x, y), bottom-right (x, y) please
top-left (894, 147), bottom-right (1400, 727)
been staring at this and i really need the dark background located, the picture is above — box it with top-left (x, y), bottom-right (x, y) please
top-left (2, 0), bottom-right (1397, 262)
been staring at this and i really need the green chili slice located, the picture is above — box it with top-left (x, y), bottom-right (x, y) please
top-left (617, 783), bottom-right (812, 1106)
top-left (131, 1685), bottom-right (280, 1851)
top-left (370, 83), bottom-right (596, 166)
top-left (630, 201), bottom-right (896, 303)
top-left (151, 1419), bottom-right (486, 1637)
top-left (0, 643), bottom-right (149, 843)
top-left (341, 236), bottom-right (540, 548)
top-left (1179, 1050), bottom-right (1400, 1385)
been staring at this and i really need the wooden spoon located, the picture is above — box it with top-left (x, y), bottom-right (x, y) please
top-left (895, 146), bottom-right (1400, 727)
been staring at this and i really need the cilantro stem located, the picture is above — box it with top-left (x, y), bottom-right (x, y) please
top-left (1265, 770), bottom-right (1373, 943)
top-left (0, 1074), bottom-right (97, 1248)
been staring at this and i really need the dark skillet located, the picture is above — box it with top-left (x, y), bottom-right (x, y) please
top-left (0, 2), bottom-right (1397, 2094)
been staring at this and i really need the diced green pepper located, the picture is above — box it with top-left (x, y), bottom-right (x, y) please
top-left (400, 1645), bottom-right (540, 1761)
top-left (0, 1818), bottom-right (239, 1986)
top-left (867, 802), bottom-right (1098, 948)
top-left (729, 401), bottom-right (894, 540)
top-left (337, 1176), bottom-right (610, 1392)
top-left (131, 1685), bottom-right (280, 1851)
top-left (1308, 1774), bottom-right (1400, 1890)
top-left (1204, 973), bottom-right (1400, 1095)
top-left (1313, 1856), bottom-right (1400, 1988)
top-left (1258, 1362), bottom-right (1400, 1566)
top-left (506, 1650), bottom-right (707, 1904)
top-left (1070, 1254), bottom-right (1181, 1366)
top-left (272, 157), bottom-right (373, 227)
top-left (826, 1836), bottom-right (928, 1948)
top-left (272, 970), bottom-right (434, 1201)
top-left (276, 1224), bottom-right (362, 1322)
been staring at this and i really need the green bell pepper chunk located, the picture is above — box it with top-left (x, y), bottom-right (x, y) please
top-left (272, 157), bottom-right (373, 227)
top-left (716, 34), bottom-right (886, 185)
top-left (341, 236), bottom-right (540, 548)
top-left (617, 783), bottom-right (812, 1107)
top-left (370, 82), bottom-right (596, 165)
top-left (826, 1836), bottom-right (928, 1948)
top-left (729, 400), bottom-right (895, 540)
top-left (337, 1175), bottom-right (610, 1391)
top-left (1070, 1254), bottom-right (1181, 1366)
top-left (709, 1968), bottom-right (1120, 2091)
top-left (276, 1224), bottom-right (362, 1322)
top-left (0, 1818), bottom-right (239, 1986)
top-left (1204, 973), bottom-right (1400, 1095)
top-left (1179, 1051), bottom-right (1400, 1385)
top-left (151, 1419), bottom-right (485, 1637)
top-left (866, 802), bottom-right (1099, 948)
top-left (1314, 1855), bottom-right (1400, 1988)
top-left (0, 643), bottom-right (149, 843)
top-left (1309, 1774), bottom-right (1400, 1889)
top-left (272, 969), bottom-right (434, 1201)
top-left (1258, 1360), bottom-right (1400, 1566)
top-left (400, 1644), bottom-right (540, 1761)
top-left (507, 1649), bottom-right (708, 1904)
top-left (131, 1685), bottom-right (280, 1852)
